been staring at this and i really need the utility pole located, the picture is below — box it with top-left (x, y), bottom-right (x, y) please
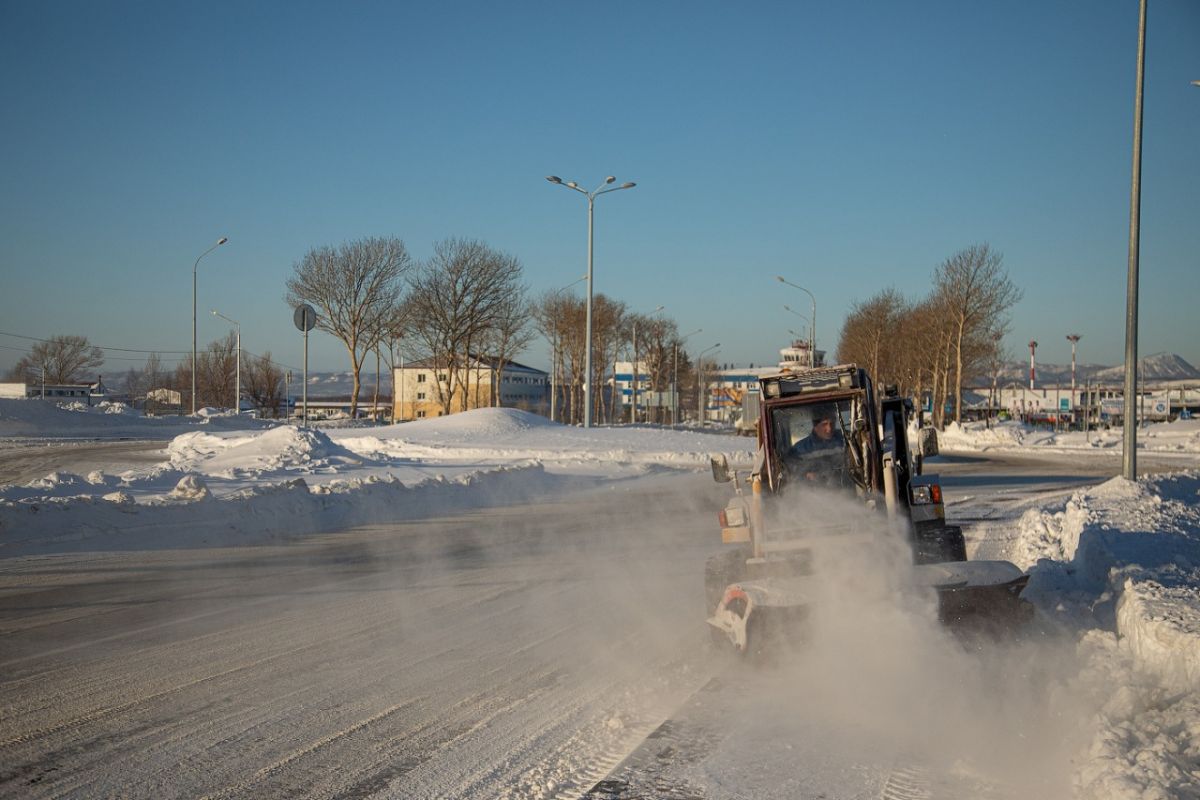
top-left (1122, 0), bottom-right (1147, 480)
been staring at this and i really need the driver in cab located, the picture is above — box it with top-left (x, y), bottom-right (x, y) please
top-left (788, 405), bottom-right (844, 482)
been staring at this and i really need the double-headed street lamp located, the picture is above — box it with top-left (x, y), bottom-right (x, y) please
top-left (631, 304), bottom-right (665, 424)
top-left (546, 175), bottom-right (636, 428)
top-left (192, 237), bottom-right (228, 413)
top-left (696, 343), bottom-right (721, 425)
top-left (211, 310), bottom-right (241, 413)
top-left (776, 276), bottom-right (816, 368)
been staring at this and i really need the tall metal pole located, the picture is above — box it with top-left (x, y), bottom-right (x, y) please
top-left (1028, 340), bottom-right (1038, 390)
top-left (631, 321), bottom-right (637, 424)
top-left (776, 277), bottom-right (816, 367)
top-left (696, 343), bottom-right (720, 425)
top-left (1067, 334), bottom-right (1081, 428)
top-left (1123, 0), bottom-right (1147, 480)
top-left (302, 327), bottom-right (309, 427)
top-left (585, 194), bottom-right (595, 427)
top-left (546, 176), bottom-right (636, 429)
top-left (191, 237), bottom-right (228, 414)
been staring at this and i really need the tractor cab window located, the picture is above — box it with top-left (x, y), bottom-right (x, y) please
top-left (773, 401), bottom-right (852, 488)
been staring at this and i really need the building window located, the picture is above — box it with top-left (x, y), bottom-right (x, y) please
top-left (417, 373), bottom-right (426, 383)
top-left (417, 410), bottom-right (426, 418)
top-left (417, 392), bottom-right (426, 400)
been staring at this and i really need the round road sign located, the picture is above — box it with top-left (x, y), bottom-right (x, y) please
top-left (293, 304), bottom-right (317, 332)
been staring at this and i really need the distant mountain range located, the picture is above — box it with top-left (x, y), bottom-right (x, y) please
top-left (990, 352), bottom-right (1199, 385)
top-left (298, 371), bottom-right (394, 399)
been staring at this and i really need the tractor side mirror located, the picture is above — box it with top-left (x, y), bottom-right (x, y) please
top-left (710, 454), bottom-right (734, 483)
top-left (918, 426), bottom-right (939, 457)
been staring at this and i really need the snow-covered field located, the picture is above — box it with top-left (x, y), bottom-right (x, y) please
top-left (1, 399), bottom-right (1199, 798)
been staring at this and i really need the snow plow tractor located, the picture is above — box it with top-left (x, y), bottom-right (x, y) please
top-left (706, 364), bottom-right (1032, 656)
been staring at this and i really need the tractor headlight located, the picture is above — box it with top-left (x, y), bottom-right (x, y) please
top-left (910, 484), bottom-right (942, 505)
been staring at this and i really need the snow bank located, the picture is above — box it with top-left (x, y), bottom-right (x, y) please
top-left (0, 464), bottom-right (592, 557)
top-left (939, 418), bottom-right (1200, 455)
top-left (1006, 471), bottom-right (1200, 798)
top-left (0, 407), bottom-right (754, 557)
top-left (1013, 473), bottom-right (1200, 686)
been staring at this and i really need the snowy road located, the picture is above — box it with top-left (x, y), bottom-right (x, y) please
top-left (0, 475), bottom-right (724, 800)
top-left (0, 448), bottom-right (1193, 799)
top-left (0, 439), bottom-right (167, 486)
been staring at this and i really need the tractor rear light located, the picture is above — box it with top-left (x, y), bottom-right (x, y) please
top-left (719, 505), bottom-right (747, 528)
top-left (930, 484), bottom-right (942, 504)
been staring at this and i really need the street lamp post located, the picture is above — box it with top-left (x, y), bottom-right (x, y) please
top-left (782, 305), bottom-right (812, 364)
top-left (211, 310), bottom-right (241, 413)
top-left (696, 343), bottom-right (721, 425)
top-left (1122, 0), bottom-right (1148, 480)
top-left (546, 175), bottom-right (637, 428)
top-left (776, 277), bottom-right (816, 368)
top-left (1067, 334), bottom-right (1081, 428)
top-left (192, 237), bottom-right (228, 414)
top-left (631, 305), bottom-right (665, 424)
top-left (673, 328), bottom-right (701, 427)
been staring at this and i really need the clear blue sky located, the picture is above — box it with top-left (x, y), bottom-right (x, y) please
top-left (2, 1), bottom-right (1197, 378)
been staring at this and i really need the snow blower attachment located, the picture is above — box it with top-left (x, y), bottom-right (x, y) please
top-left (705, 364), bottom-right (1032, 655)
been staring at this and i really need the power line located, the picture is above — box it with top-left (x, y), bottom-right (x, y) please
top-left (0, 331), bottom-right (189, 357)
top-left (0, 330), bottom-right (340, 376)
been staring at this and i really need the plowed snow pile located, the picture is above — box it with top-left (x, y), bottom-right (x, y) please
top-left (1008, 471), bottom-right (1200, 798)
top-left (0, 402), bottom-right (751, 556)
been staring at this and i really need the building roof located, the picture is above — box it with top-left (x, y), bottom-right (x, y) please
top-left (397, 355), bottom-right (547, 377)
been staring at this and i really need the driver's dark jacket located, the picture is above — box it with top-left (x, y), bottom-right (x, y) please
top-left (789, 430), bottom-right (844, 457)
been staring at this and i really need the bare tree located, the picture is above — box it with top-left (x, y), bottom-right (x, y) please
top-left (243, 352), bottom-right (286, 418)
top-left (6, 335), bottom-right (104, 384)
top-left (488, 293), bottom-right (536, 407)
top-left (836, 288), bottom-right (908, 391)
top-left (532, 291), bottom-right (581, 422)
top-left (195, 332), bottom-right (237, 410)
top-left (405, 238), bottom-right (526, 415)
top-left (142, 353), bottom-right (167, 392)
top-left (933, 244), bottom-right (1022, 424)
top-left (286, 236), bottom-right (412, 417)
top-left (624, 315), bottom-right (678, 422)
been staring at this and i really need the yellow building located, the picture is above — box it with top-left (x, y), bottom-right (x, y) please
top-left (393, 356), bottom-right (549, 421)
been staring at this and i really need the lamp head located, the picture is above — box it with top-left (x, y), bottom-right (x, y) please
top-left (566, 181), bottom-right (578, 189)
top-left (620, 182), bottom-right (636, 189)
top-left (605, 176), bottom-right (616, 184)
top-left (217, 237), bottom-right (228, 245)
top-left (546, 176), bottom-right (562, 184)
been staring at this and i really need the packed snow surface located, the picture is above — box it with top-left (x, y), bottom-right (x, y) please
top-left (2, 398), bottom-right (1199, 797)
